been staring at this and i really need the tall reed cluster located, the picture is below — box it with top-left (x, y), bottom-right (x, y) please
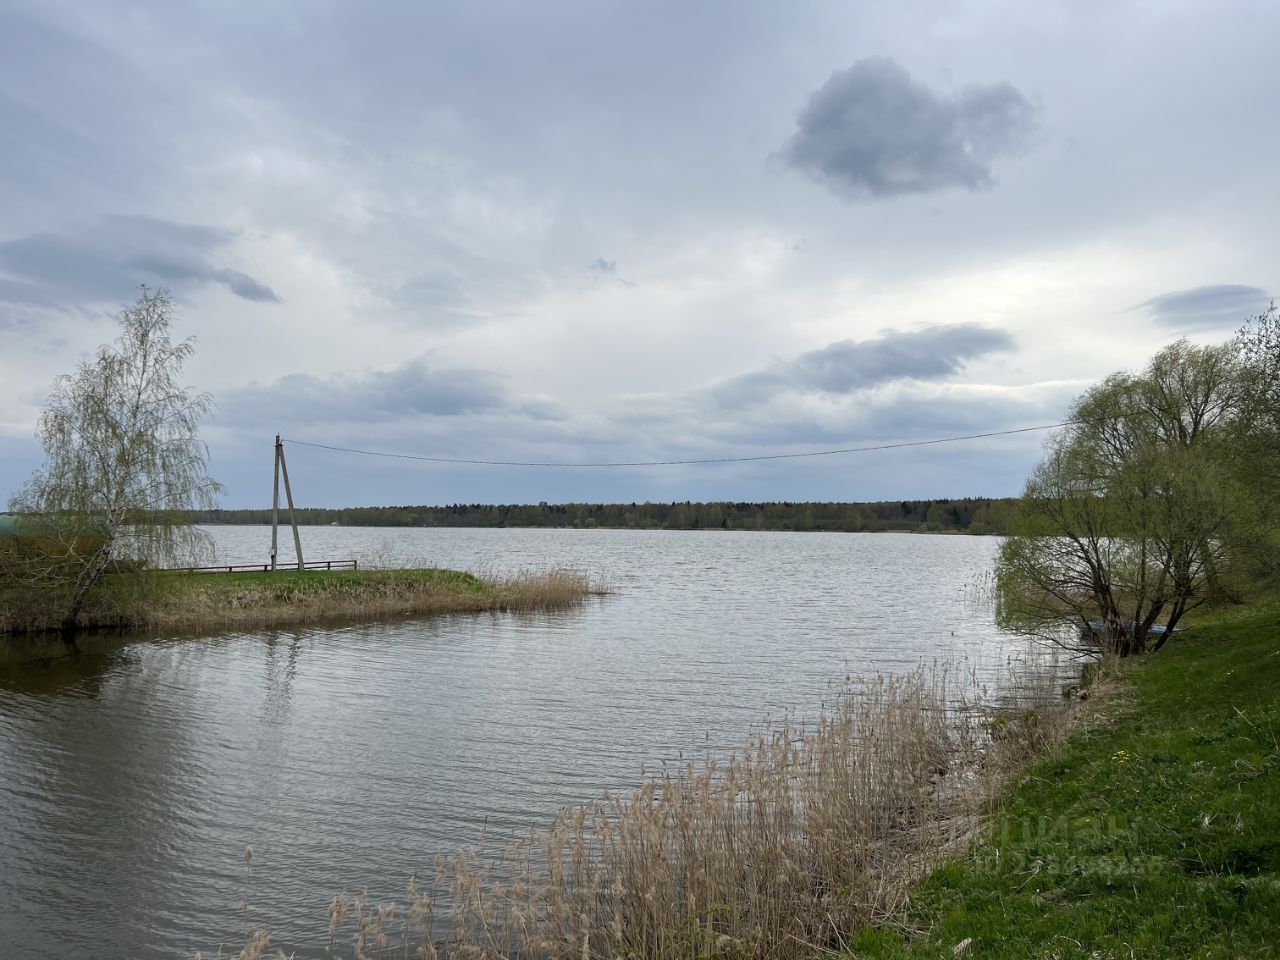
top-left (305, 668), bottom-right (1071, 960)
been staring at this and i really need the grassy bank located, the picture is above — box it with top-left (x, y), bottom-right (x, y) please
top-left (1, 567), bottom-right (599, 634)
top-left (845, 596), bottom-right (1280, 959)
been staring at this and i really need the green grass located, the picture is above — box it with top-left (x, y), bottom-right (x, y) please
top-left (844, 595), bottom-right (1280, 960)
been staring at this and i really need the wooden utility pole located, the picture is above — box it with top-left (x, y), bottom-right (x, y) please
top-left (270, 435), bottom-right (305, 571)
top-left (278, 438), bottom-right (304, 570)
top-left (271, 435), bottom-right (281, 571)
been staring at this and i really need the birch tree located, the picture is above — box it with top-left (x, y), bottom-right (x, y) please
top-left (6, 288), bottom-right (223, 633)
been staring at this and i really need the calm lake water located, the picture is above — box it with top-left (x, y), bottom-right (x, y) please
top-left (0, 527), bottom-right (1055, 959)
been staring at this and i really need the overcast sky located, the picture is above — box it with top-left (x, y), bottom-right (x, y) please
top-left (1, 0), bottom-right (1276, 508)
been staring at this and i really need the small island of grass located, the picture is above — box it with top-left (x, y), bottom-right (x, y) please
top-left (152, 566), bottom-right (600, 632)
top-left (1, 565), bottom-right (600, 636)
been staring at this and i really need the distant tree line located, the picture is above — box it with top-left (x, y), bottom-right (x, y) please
top-left (188, 497), bottom-right (1020, 534)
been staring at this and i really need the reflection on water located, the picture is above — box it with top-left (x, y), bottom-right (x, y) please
top-left (0, 635), bottom-right (141, 697)
top-left (0, 528), bottom-right (1067, 959)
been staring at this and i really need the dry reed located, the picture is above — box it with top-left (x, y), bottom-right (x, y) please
top-left (303, 665), bottom-right (1076, 960)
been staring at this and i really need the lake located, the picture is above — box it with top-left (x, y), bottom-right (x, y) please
top-left (0, 527), bottom-right (1056, 959)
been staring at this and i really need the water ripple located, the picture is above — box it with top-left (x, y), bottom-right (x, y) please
top-left (0, 528), bottom-right (1055, 959)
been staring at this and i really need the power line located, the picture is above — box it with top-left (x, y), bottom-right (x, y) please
top-left (281, 418), bottom-right (1080, 468)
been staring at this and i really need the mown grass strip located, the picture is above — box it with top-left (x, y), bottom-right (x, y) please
top-left (845, 596), bottom-right (1280, 960)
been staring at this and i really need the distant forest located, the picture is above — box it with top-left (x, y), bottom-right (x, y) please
top-left (190, 498), bottom-right (1020, 535)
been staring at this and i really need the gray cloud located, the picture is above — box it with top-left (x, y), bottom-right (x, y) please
top-left (702, 384), bottom-right (1069, 452)
top-left (588, 257), bottom-right (635, 287)
top-left (212, 324), bottom-right (1017, 475)
top-left (779, 58), bottom-right (1038, 198)
top-left (214, 269), bottom-right (279, 303)
top-left (708, 323), bottom-right (1016, 407)
top-left (1137, 284), bottom-right (1271, 332)
top-left (0, 215), bottom-right (280, 305)
top-left (218, 358), bottom-right (512, 427)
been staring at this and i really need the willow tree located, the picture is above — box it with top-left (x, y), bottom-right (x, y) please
top-left (995, 341), bottom-right (1252, 656)
top-left (6, 288), bottom-right (223, 633)
top-left (1235, 303), bottom-right (1280, 554)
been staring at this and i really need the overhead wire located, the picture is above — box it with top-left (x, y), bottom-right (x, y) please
top-left (281, 415), bottom-right (1108, 468)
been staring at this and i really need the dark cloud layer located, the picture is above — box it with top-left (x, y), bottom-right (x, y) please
top-left (709, 323), bottom-right (1015, 407)
top-left (212, 325), bottom-right (1019, 465)
top-left (780, 58), bottom-right (1038, 198)
top-left (0, 215), bottom-right (280, 306)
top-left (1138, 284), bottom-right (1271, 332)
top-left (219, 358), bottom-right (511, 427)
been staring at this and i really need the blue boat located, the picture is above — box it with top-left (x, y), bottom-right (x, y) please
top-left (1084, 618), bottom-right (1180, 638)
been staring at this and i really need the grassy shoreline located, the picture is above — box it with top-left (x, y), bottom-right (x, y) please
top-left (2, 567), bottom-right (601, 635)
top-left (844, 596), bottom-right (1280, 959)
